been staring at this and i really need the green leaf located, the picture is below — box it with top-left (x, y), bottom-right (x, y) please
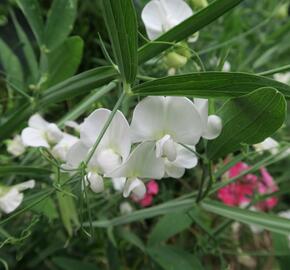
top-left (118, 228), bottom-right (146, 252)
top-left (32, 197), bottom-right (58, 221)
top-left (138, 0), bottom-right (245, 64)
top-left (44, 0), bottom-right (78, 51)
top-left (148, 210), bottom-right (194, 246)
top-left (16, 0), bottom-right (44, 45)
top-left (207, 87), bottom-right (286, 160)
top-left (201, 200), bottom-right (290, 235)
top-left (44, 36), bottom-right (84, 88)
top-left (0, 38), bottom-right (24, 90)
top-left (10, 10), bottom-right (39, 83)
top-left (147, 245), bottom-right (203, 270)
top-left (40, 66), bottom-right (118, 104)
top-left (132, 72), bottom-right (290, 99)
top-left (0, 166), bottom-right (51, 176)
top-left (101, 0), bottom-right (138, 83)
top-left (52, 257), bottom-right (98, 270)
top-left (272, 233), bottom-right (290, 269)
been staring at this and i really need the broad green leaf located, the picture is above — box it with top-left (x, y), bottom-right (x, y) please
top-left (16, 0), bottom-right (44, 45)
top-left (132, 72), bottom-right (290, 99)
top-left (138, 0), bottom-right (245, 64)
top-left (43, 36), bottom-right (84, 88)
top-left (118, 228), bottom-right (146, 252)
top-left (201, 200), bottom-right (290, 235)
top-left (101, 0), bottom-right (138, 83)
top-left (0, 166), bottom-right (51, 176)
top-left (10, 10), bottom-right (39, 82)
top-left (272, 233), bottom-right (290, 269)
top-left (0, 38), bottom-right (24, 90)
top-left (52, 257), bottom-right (98, 270)
top-left (44, 0), bottom-right (78, 51)
top-left (147, 245), bottom-right (203, 270)
top-left (148, 210), bottom-right (194, 246)
top-left (40, 66), bottom-right (118, 104)
top-left (207, 87), bottom-right (286, 159)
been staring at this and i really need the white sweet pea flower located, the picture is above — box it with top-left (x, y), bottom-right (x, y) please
top-left (21, 114), bottom-right (63, 148)
top-left (142, 0), bottom-right (196, 42)
top-left (130, 96), bottom-right (202, 179)
top-left (194, 98), bottom-right (222, 140)
top-left (253, 137), bottom-right (279, 155)
top-left (274, 72), bottom-right (290, 84)
top-left (65, 109), bottom-right (131, 194)
top-left (0, 180), bottom-right (35, 214)
top-left (108, 142), bottom-right (164, 199)
top-left (65, 120), bottom-right (80, 133)
top-left (7, 135), bottom-right (26, 157)
top-left (51, 133), bottom-right (79, 161)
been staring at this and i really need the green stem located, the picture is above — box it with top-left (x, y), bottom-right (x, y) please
top-left (258, 64), bottom-right (290, 76)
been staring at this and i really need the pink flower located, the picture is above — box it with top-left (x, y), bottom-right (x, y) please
top-left (218, 162), bottom-right (278, 211)
top-left (132, 180), bottom-right (159, 207)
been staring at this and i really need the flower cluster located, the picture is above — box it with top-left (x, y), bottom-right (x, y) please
top-left (19, 96), bottom-right (222, 201)
top-left (218, 162), bottom-right (278, 211)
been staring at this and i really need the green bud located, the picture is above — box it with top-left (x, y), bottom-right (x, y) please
top-left (175, 42), bottom-right (192, 59)
top-left (189, 0), bottom-right (208, 9)
top-left (274, 3), bottom-right (289, 19)
top-left (163, 52), bottom-right (188, 69)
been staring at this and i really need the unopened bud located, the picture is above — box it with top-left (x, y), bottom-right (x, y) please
top-left (163, 52), bottom-right (188, 69)
top-left (189, 0), bottom-right (208, 9)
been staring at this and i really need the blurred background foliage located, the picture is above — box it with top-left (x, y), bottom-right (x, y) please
top-left (0, 0), bottom-right (290, 269)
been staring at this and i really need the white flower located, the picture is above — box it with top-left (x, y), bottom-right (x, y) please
top-left (274, 72), bottom-right (290, 84)
top-left (0, 180), bottom-right (35, 214)
top-left (130, 96), bottom-right (203, 178)
top-left (51, 133), bottom-right (79, 161)
top-left (65, 109), bottom-right (131, 194)
top-left (194, 98), bottom-right (222, 140)
top-left (253, 137), bottom-right (279, 155)
top-left (21, 114), bottom-right (63, 148)
top-left (65, 120), bottom-right (80, 133)
top-left (108, 142), bottom-right (164, 198)
top-left (7, 135), bottom-right (26, 157)
top-left (142, 0), bottom-right (195, 41)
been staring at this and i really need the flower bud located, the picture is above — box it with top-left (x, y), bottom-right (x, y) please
top-left (163, 52), bottom-right (188, 69)
top-left (189, 0), bottom-right (208, 9)
top-left (274, 3), bottom-right (289, 19)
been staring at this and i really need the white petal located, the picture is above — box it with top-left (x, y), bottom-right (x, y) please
top-left (123, 178), bottom-right (146, 199)
top-left (80, 108), bottom-right (111, 147)
top-left (203, 115), bottom-right (222, 140)
top-left (173, 144), bottom-right (198, 169)
top-left (112, 177), bottom-right (126, 191)
top-left (0, 188), bottom-right (23, 214)
top-left (21, 127), bottom-right (49, 148)
top-left (14, 180), bottom-right (35, 192)
top-left (164, 97), bottom-right (203, 144)
top-left (141, 0), bottom-right (164, 40)
top-left (159, 0), bottom-right (193, 27)
top-left (194, 98), bottom-right (208, 126)
top-left (164, 161), bottom-right (185, 178)
top-left (94, 149), bottom-right (122, 174)
top-left (7, 135), bottom-right (26, 156)
top-left (52, 133), bottom-right (79, 161)
top-left (107, 142), bottom-right (165, 179)
top-left (253, 137), bottom-right (279, 155)
top-left (65, 120), bottom-right (80, 132)
top-left (156, 135), bottom-right (177, 161)
top-left (45, 124), bottom-right (63, 144)
top-left (65, 141), bottom-right (89, 169)
top-left (86, 172), bottom-right (104, 193)
top-left (28, 114), bottom-right (49, 130)
top-left (130, 96), bottom-right (166, 142)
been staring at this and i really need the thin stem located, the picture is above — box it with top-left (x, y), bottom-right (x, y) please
top-left (84, 91), bottom-right (127, 165)
top-left (258, 64), bottom-right (290, 76)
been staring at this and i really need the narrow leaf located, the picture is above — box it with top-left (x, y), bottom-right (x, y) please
top-left (101, 0), bottom-right (138, 83)
top-left (0, 166), bottom-right (51, 176)
top-left (202, 200), bottom-right (290, 235)
top-left (207, 87), bottom-right (286, 159)
top-left (44, 0), bottom-right (78, 51)
top-left (132, 72), bottom-right (290, 99)
top-left (138, 0), bottom-right (245, 63)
